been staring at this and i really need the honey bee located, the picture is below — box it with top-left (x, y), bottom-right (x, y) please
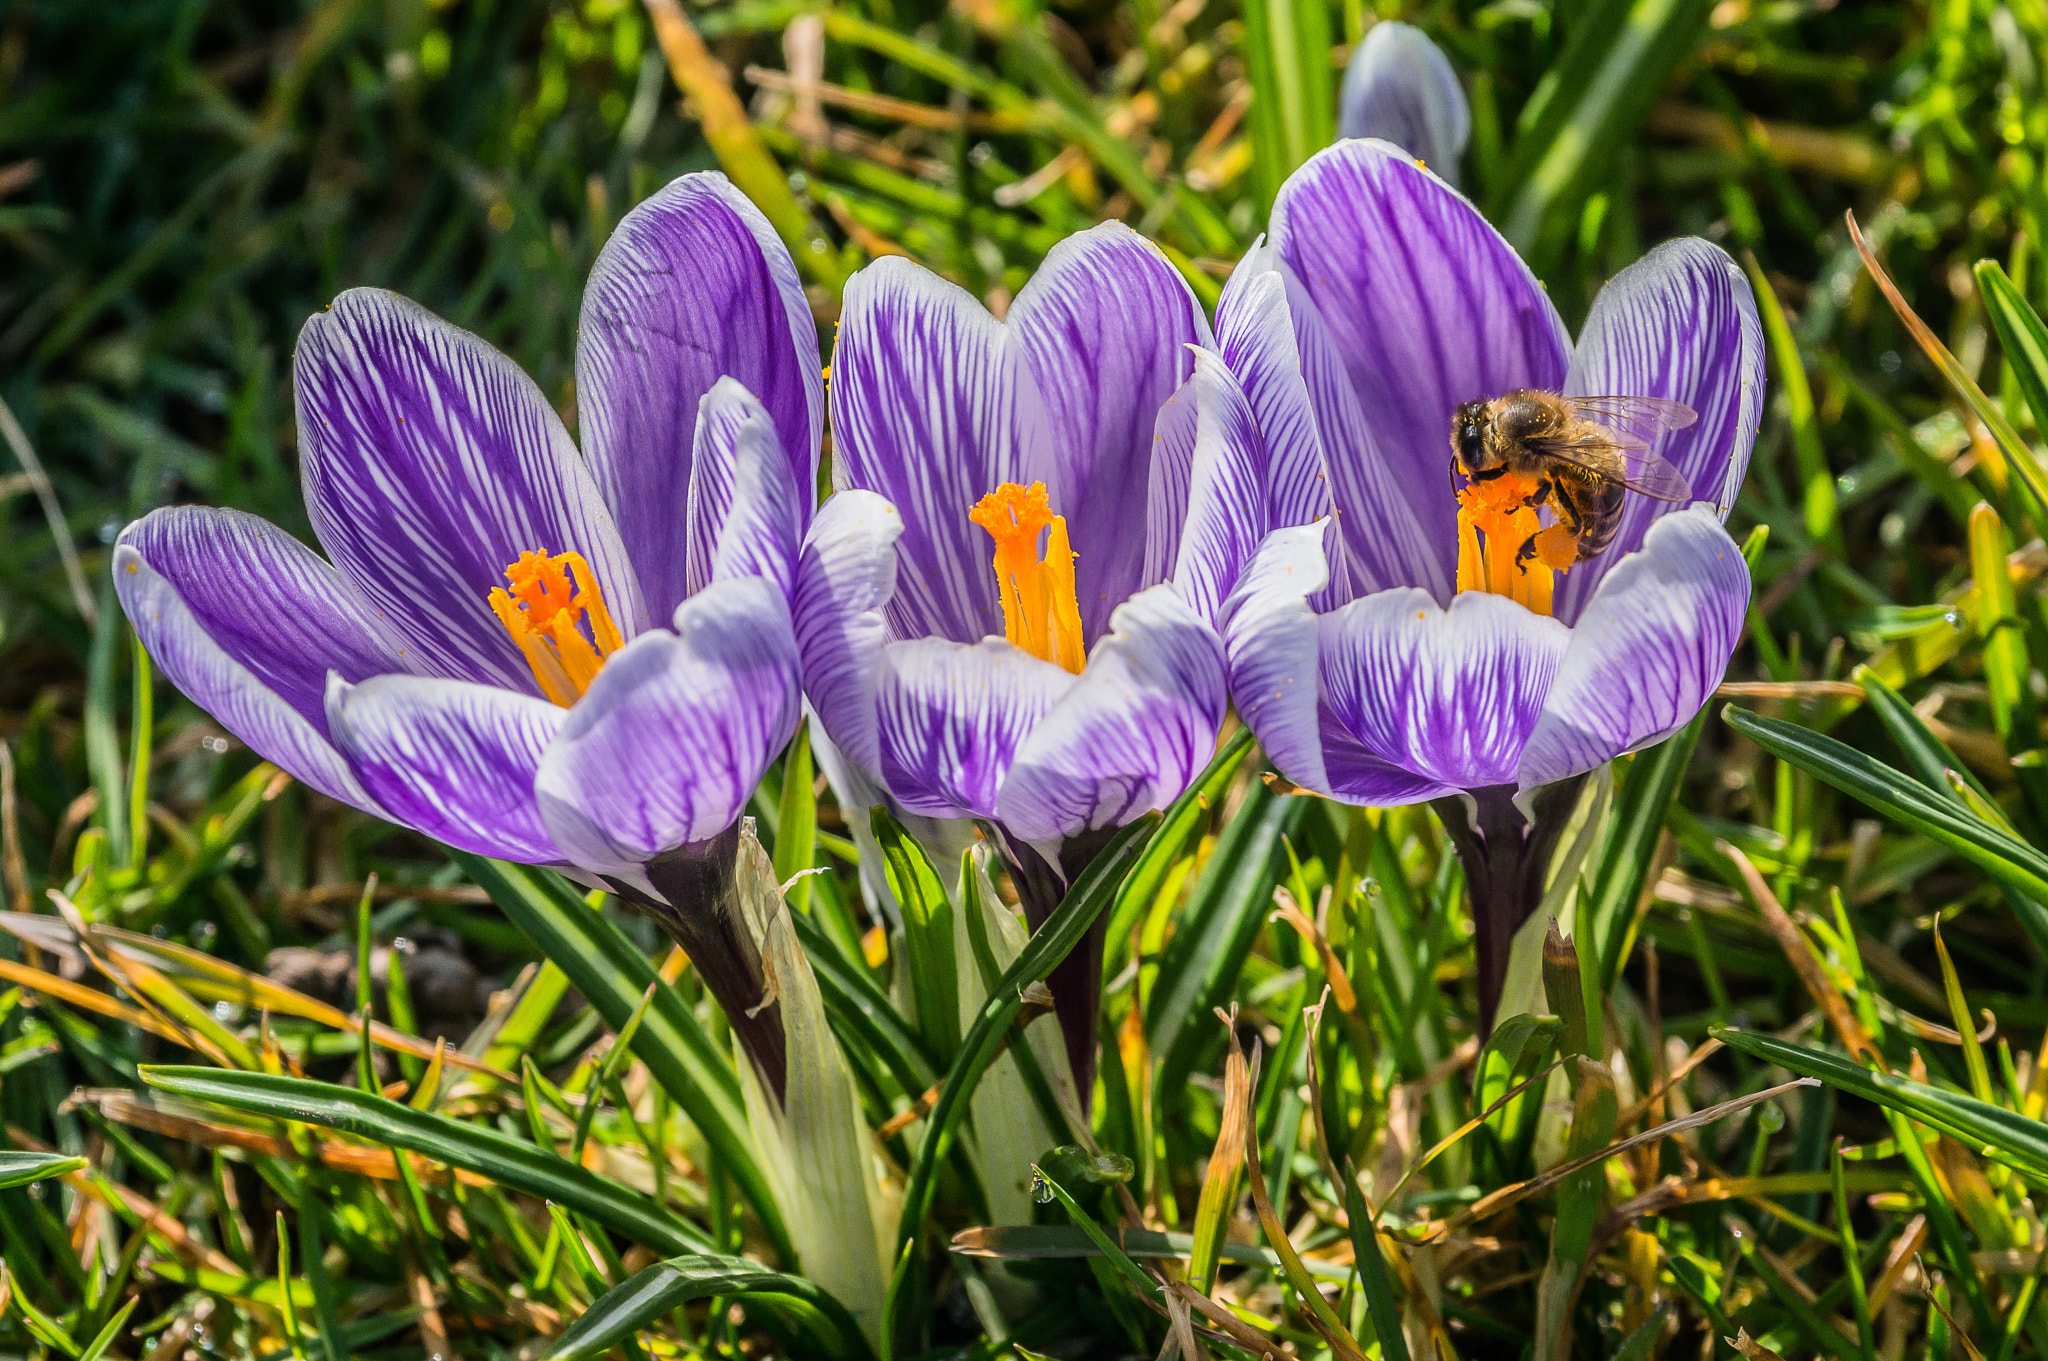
top-left (1450, 391), bottom-right (1697, 570)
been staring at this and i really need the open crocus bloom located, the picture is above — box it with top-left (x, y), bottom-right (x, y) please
top-left (805, 222), bottom-right (1254, 1087)
top-left (115, 172), bottom-right (835, 1089)
top-left (1210, 140), bottom-right (1763, 1018)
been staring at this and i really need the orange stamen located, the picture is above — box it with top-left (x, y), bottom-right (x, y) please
top-left (969, 482), bottom-right (1087, 673)
top-left (1454, 472), bottom-right (1557, 617)
top-left (488, 550), bottom-right (625, 705)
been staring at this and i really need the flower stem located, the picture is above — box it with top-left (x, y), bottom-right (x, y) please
top-left (1431, 776), bottom-right (1589, 1036)
top-left (622, 822), bottom-right (789, 1102)
top-left (997, 826), bottom-right (1120, 1110)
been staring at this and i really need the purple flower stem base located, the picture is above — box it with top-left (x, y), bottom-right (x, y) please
top-left (613, 822), bottom-right (789, 1102)
top-left (1430, 775), bottom-right (1590, 1038)
top-left (998, 825), bottom-right (1121, 1114)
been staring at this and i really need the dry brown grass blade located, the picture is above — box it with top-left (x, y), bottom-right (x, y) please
top-left (1187, 1006), bottom-right (1252, 1296)
top-left (1424, 1078), bottom-right (1819, 1242)
top-left (1867, 1214), bottom-right (1928, 1313)
top-left (1167, 1280), bottom-right (1294, 1361)
top-left (0, 954), bottom-right (194, 1046)
top-left (1720, 843), bottom-right (1880, 1063)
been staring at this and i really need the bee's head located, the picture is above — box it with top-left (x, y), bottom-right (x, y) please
top-left (1452, 401), bottom-right (1494, 471)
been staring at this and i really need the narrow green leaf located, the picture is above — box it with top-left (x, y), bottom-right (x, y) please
top-left (1977, 259), bottom-right (2048, 444)
top-left (141, 1067), bottom-right (718, 1254)
top-left (1746, 251), bottom-right (1842, 552)
top-left (872, 808), bottom-right (959, 1065)
top-left (0, 1150), bottom-right (86, 1190)
top-left (1343, 1176), bottom-right (1413, 1361)
top-left (546, 1256), bottom-right (872, 1361)
top-left (1722, 706), bottom-right (2048, 902)
top-left (1712, 1029), bottom-right (2048, 1184)
top-left (774, 718), bottom-right (818, 916)
top-left (451, 852), bottom-right (789, 1261)
top-left (1588, 708), bottom-right (1709, 992)
top-left (76, 1295), bottom-right (138, 1361)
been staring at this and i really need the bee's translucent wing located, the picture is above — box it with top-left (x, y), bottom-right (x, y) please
top-left (1528, 428), bottom-right (1694, 502)
top-left (1563, 394), bottom-right (1699, 449)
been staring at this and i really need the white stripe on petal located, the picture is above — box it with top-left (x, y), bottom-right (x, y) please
top-left (1520, 505), bottom-right (1750, 790)
top-left (326, 672), bottom-right (564, 860)
top-left (295, 289), bottom-right (645, 691)
top-left (537, 577), bottom-right (802, 882)
top-left (1318, 586), bottom-right (1568, 790)
top-left (997, 585), bottom-right (1226, 843)
top-left (115, 546), bottom-right (384, 815)
top-left (1219, 522), bottom-right (1334, 795)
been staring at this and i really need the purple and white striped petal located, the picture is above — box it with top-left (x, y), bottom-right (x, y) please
top-left (536, 576), bottom-right (802, 883)
top-left (1009, 223), bottom-right (1212, 638)
top-left (685, 377), bottom-right (803, 599)
top-left (1319, 707), bottom-right (1458, 805)
top-left (325, 673), bottom-right (565, 862)
top-left (1141, 377), bottom-right (1199, 594)
top-left (1338, 22), bottom-right (1471, 189)
top-left (1318, 587), bottom-right (1568, 790)
top-left (114, 547), bottom-right (383, 815)
top-left (117, 507), bottom-right (409, 732)
top-left (1172, 350), bottom-right (1269, 626)
top-left (1271, 141), bottom-right (1569, 578)
top-left (578, 173), bottom-right (822, 623)
top-left (1518, 505), bottom-right (1749, 790)
top-left (996, 586), bottom-right (1226, 844)
top-left (794, 490), bottom-right (903, 779)
top-left (873, 637), bottom-right (1076, 820)
top-left (1219, 522), bottom-right (1334, 796)
top-left (1555, 238), bottom-right (1765, 619)
top-left (831, 257), bottom-right (1055, 647)
top-left (295, 289), bottom-right (645, 694)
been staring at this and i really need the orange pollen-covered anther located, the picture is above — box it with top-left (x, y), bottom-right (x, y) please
top-left (487, 550), bottom-right (625, 706)
top-left (969, 481), bottom-right (1087, 674)
top-left (1454, 471), bottom-right (1558, 618)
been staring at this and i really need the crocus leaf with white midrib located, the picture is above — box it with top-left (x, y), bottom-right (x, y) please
top-left (113, 172), bottom-right (845, 1098)
top-left (1206, 140), bottom-right (1765, 1028)
top-left (806, 222), bottom-right (1270, 1098)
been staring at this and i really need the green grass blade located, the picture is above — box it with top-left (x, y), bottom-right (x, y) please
top-left (546, 1256), bottom-right (873, 1361)
top-left (1721, 705), bottom-right (2048, 901)
top-left (1588, 710), bottom-right (1709, 991)
top-left (140, 1066), bottom-right (718, 1254)
top-left (1712, 1029), bottom-right (2048, 1183)
top-left (872, 808), bottom-right (960, 1066)
top-left (0, 1150), bottom-right (86, 1190)
top-left (1977, 259), bottom-right (2048, 444)
top-left (451, 851), bottom-right (790, 1262)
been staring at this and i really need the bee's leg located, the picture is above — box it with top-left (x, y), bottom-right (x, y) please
top-left (1515, 524), bottom-right (1582, 573)
top-left (1468, 465), bottom-right (1507, 482)
top-left (1520, 477), bottom-right (1552, 510)
top-left (1448, 455), bottom-right (1460, 496)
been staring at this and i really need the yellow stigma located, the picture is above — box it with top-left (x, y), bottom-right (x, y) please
top-left (487, 550), bottom-right (625, 706)
top-left (970, 481), bottom-right (1086, 674)
top-left (1454, 472), bottom-right (1558, 617)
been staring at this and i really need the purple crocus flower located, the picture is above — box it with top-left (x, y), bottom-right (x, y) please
top-left (114, 173), bottom-right (848, 1094)
top-left (802, 223), bottom-right (1256, 1091)
top-left (1339, 22), bottom-right (1470, 189)
top-left (1207, 141), bottom-right (1764, 1025)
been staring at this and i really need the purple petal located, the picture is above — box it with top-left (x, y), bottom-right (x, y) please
top-left (1319, 586), bottom-right (1568, 790)
top-left (536, 576), bottom-right (802, 882)
top-left (578, 173), bottom-right (822, 623)
top-left (114, 546), bottom-right (383, 814)
top-left (1009, 223), bottom-right (1212, 638)
top-left (831, 257), bottom-right (1055, 646)
top-left (1271, 141), bottom-right (1569, 582)
top-left (1219, 522), bottom-right (1334, 796)
top-left (295, 289), bottom-right (645, 693)
top-left (1338, 23), bottom-right (1471, 189)
top-left (1141, 376), bottom-right (1199, 593)
top-left (1519, 505), bottom-right (1749, 790)
top-left (326, 673), bottom-right (565, 861)
top-left (794, 490), bottom-right (903, 779)
top-left (1171, 350), bottom-right (1269, 625)
top-left (686, 377), bottom-right (803, 599)
top-left (997, 585), bottom-right (1227, 843)
top-left (1555, 238), bottom-right (1765, 620)
top-left (1319, 705), bottom-right (1458, 805)
top-left (873, 637), bottom-right (1076, 820)
top-left (117, 507), bottom-right (408, 732)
